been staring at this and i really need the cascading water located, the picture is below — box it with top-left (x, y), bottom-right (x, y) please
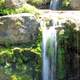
top-left (50, 0), bottom-right (60, 10)
top-left (42, 20), bottom-right (57, 80)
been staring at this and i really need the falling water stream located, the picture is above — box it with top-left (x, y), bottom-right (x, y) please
top-left (42, 0), bottom-right (60, 80)
top-left (42, 19), bottom-right (57, 80)
top-left (50, 0), bottom-right (60, 10)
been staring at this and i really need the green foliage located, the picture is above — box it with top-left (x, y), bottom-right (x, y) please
top-left (61, 0), bottom-right (71, 10)
top-left (57, 48), bottom-right (65, 80)
top-left (0, 47), bottom-right (41, 80)
top-left (10, 74), bottom-right (32, 80)
top-left (0, 0), bottom-right (5, 6)
top-left (57, 20), bottom-right (80, 80)
top-left (0, 4), bottom-right (40, 15)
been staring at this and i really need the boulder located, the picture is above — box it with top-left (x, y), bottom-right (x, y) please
top-left (70, 0), bottom-right (80, 10)
top-left (5, 0), bottom-right (26, 8)
top-left (0, 13), bottom-right (39, 45)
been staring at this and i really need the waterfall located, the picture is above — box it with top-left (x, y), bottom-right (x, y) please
top-left (42, 20), bottom-right (57, 80)
top-left (50, 0), bottom-right (60, 10)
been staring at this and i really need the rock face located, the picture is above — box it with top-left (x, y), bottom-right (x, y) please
top-left (70, 0), bottom-right (80, 10)
top-left (5, 0), bottom-right (26, 8)
top-left (0, 13), bottom-right (39, 45)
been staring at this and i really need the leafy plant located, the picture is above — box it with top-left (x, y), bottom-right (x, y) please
top-left (61, 0), bottom-right (72, 10)
top-left (0, 4), bottom-right (40, 15)
top-left (0, 47), bottom-right (41, 80)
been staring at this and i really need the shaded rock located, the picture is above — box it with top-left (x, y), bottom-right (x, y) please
top-left (0, 13), bottom-right (39, 45)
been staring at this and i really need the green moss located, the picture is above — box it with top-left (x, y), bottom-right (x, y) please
top-left (60, 0), bottom-right (72, 10)
top-left (0, 47), bottom-right (41, 80)
top-left (0, 4), bottom-right (41, 15)
top-left (0, 0), bottom-right (5, 7)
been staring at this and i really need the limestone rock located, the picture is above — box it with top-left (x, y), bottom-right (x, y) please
top-left (0, 13), bottom-right (39, 45)
top-left (5, 0), bottom-right (26, 8)
top-left (70, 0), bottom-right (80, 10)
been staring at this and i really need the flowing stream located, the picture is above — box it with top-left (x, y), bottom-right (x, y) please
top-left (42, 20), bottom-right (57, 80)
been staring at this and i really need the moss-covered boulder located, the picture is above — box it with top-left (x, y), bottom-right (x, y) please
top-left (0, 13), bottom-right (40, 45)
top-left (0, 48), bottom-right (41, 80)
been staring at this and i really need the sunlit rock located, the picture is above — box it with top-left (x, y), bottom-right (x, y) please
top-left (5, 0), bottom-right (26, 8)
top-left (71, 0), bottom-right (80, 10)
top-left (0, 13), bottom-right (39, 45)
